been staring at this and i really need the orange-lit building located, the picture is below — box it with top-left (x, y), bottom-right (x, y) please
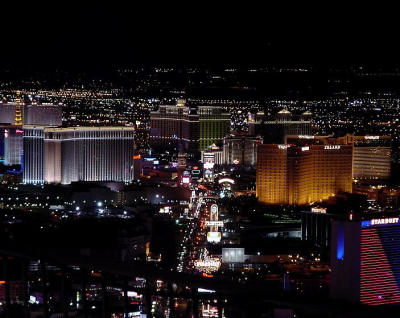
top-left (256, 140), bottom-right (353, 205)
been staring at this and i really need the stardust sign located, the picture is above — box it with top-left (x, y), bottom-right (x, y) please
top-left (371, 218), bottom-right (399, 225)
top-left (362, 217), bottom-right (400, 227)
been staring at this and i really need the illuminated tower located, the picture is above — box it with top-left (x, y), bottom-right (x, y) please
top-left (206, 204), bottom-right (223, 243)
top-left (256, 142), bottom-right (353, 205)
top-left (14, 90), bottom-right (23, 126)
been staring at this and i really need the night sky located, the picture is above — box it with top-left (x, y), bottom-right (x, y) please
top-left (1, 3), bottom-right (399, 70)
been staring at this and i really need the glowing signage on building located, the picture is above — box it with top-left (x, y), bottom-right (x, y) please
top-left (302, 146), bottom-right (310, 151)
top-left (364, 136), bottom-right (380, 140)
top-left (194, 258), bottom-right (221, 273)
top-left (159, 206), bottom-right (171, 214)
top-left (207, 231), bottom-right (221, 243)
top-left (218, 178), bottom-right (235, 184)
top-left (204, 162), bottom-right (214, 169)
top-left (324, 145), bottom-right (341, 150)
top-left (222, 248), bottom-right (245, 263)
top-left (371, 218), bottom-right (399, 225)
top-left (311, 207), bottom-right (327, 214)
top-left (278, 145), bottom-right (290, 149)
top-left (205, 221), bottom-right (224, 227)
top-left (298, 135), bottom-right (314, 139)
top-left (198, 288), bottom-right (216, 293)
top-left (362, 217), bottom-right (400, 227)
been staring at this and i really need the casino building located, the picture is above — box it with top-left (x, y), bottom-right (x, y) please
top-left (150, 100), bottom-right (199, 153)
top-left (25, 103), bottom-right (63, 126)
top-left (4, 126), bottom-right (24, 166)
top-left (352, 135), bottom-right (391, 180)
top-left (223, 134), bottom-right (263, 166)
top-left (331, 217), bottom-right (400, 305)
top-left (256, 138), bottom-right (353, 205)
top-left (23, 126), bottom-right (135, 185)
top-left (249, 109), bottom-right (312, 143)
top-left (150, 100), bottom-right (230, 153)
top-left (0, 102), bottom-right (62, 126)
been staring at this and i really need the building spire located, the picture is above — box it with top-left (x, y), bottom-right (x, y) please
top-left (15, 90), bottom-right (23, 126)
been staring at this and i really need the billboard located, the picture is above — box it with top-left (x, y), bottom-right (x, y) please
top-left (207, 232), bottom-right (221, 243)
top-left (222, 248), bottom-right (245, 263)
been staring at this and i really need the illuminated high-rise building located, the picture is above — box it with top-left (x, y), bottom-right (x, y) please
top-left (352, 135), bottom-right (391, 180)
top-left (23, 127), bottom-right (45, 183)
top-left (256, 139), bottom-right (353, 205)
top-left (150, 99), bottom-right (199, 153)
top-left (150, 100), bottom-right (230, 154)
top-left (249, 109), bottom-right (312, 143)
top-left (4, 126), bottom-right (24, 166)
top-left (197, 105), bottom-right (230, 151)
top-left (23, 126), bottom-right (135, 184)
top-left (256, 144), bottom-right (290, 204)
top-left (0, 99), bottom-right (62, 167)
top-left (223, 134), bottom-right (263, 166)
top-left (331, 218), bottom-right (400, 305)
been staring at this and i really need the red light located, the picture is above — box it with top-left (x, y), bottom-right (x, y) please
top-left (360, 228), bottom-right (400, 305)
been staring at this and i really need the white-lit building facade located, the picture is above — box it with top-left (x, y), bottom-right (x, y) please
top-left (23, 126), bottom-right (135, 184)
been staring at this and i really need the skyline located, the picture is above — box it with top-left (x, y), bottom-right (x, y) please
top-left (2, 6), bottom-right (400, 317)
